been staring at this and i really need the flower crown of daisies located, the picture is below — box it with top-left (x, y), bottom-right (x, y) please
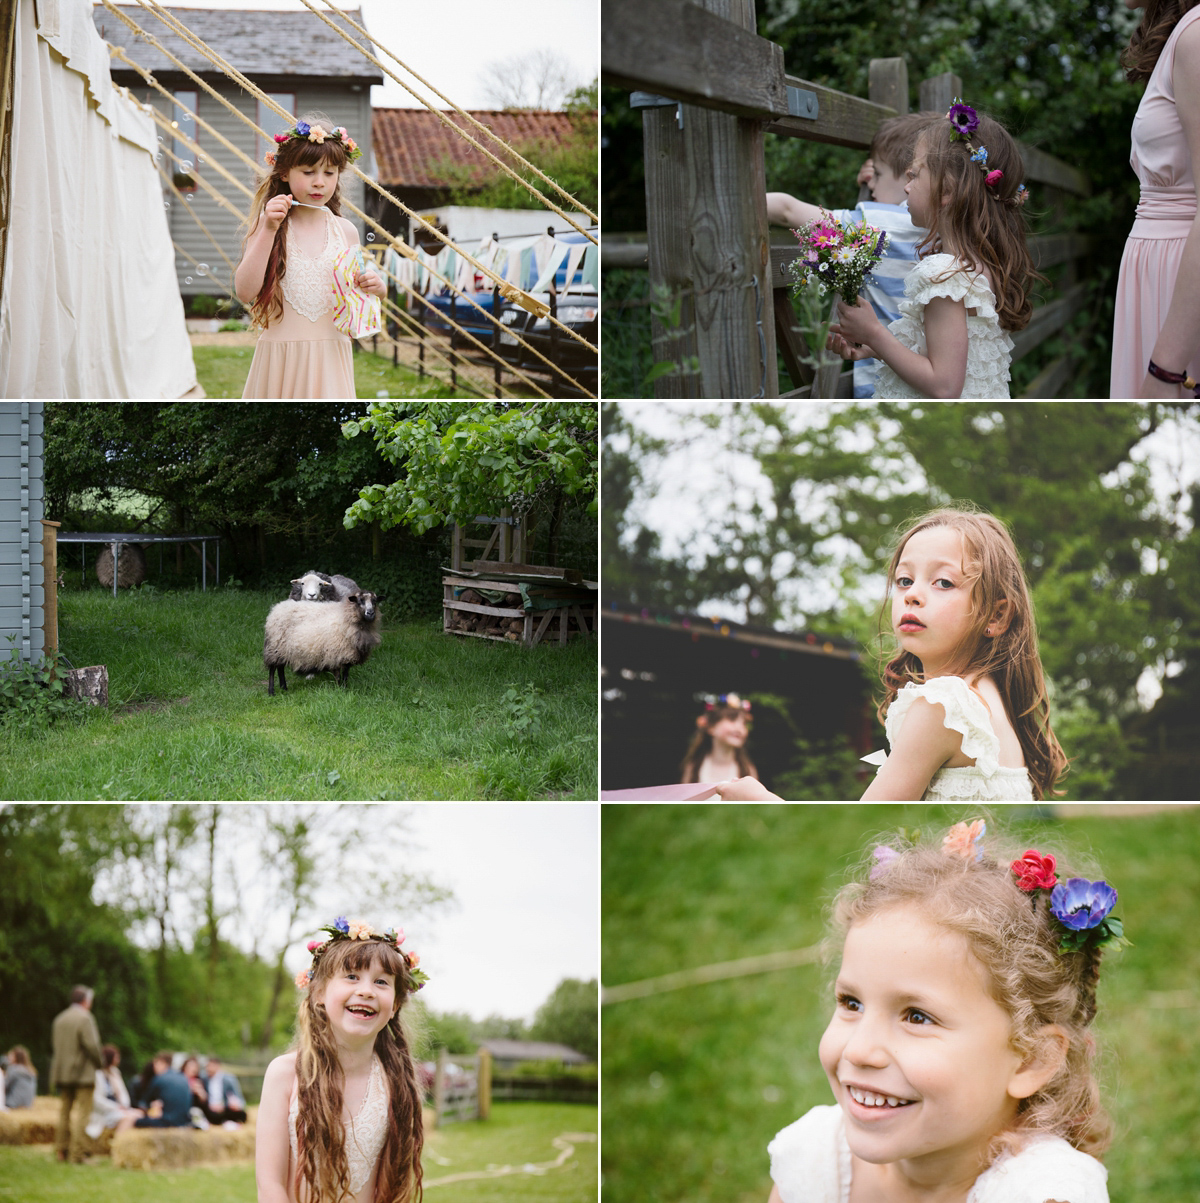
top-left (294, 917), bottom-right (428, 991)
top-left (872, 821), bottom-right (1129, 955)
top-left (945, 99), bottom-right (1029, 208)
top-left (264, 121), bottom-right (361, 168)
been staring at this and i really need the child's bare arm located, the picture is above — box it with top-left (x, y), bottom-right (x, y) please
top-left (859, 698), bottom-right (962, 800)
top-left (766, 192), bottom-right (826, 228)
top-left (832, 294), bottom-right (969, 398)
top-left (255, 1054), bottom-right (295, 1203)
top-left (235, 195), bottom-right (292, 304)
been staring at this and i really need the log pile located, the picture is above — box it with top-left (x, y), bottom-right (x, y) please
top-left (445, 589), bottom-right (526, 641)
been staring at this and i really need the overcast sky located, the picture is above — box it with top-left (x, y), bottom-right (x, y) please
top-left (146, 0), bottom-right (598, 110)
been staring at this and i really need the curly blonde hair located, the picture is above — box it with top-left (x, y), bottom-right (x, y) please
top-left (826, 820), bottom-right (1114, 1161)
top-left (294, 937), bottom-right (425, 1203)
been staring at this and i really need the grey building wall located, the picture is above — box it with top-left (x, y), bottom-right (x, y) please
top-left (0, 403), bottom-right (45, 663)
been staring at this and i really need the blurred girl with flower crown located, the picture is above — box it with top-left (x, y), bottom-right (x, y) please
top-left (718, 506), bottom-right (1066, 801)
top-left (828, 103), bottom-right (1042, 398)
top-left (256, 918), bottom-right (427, 1203)
top-left (767, 818), bottom-right (1120, 1203)
top-left (680, 693), bottom-right (759, 784)
top-left (235, 112), bottom-right (385, 399)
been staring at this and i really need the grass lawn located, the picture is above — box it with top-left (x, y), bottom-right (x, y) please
top-left (601, 804), bottom-right (1200, 1203)
top-left (0, 589), bottom-right (596, 800)
top-left (191, 344), bottom-right (469, 399)
top-left (0, 1102), bottom-right (596, 1203)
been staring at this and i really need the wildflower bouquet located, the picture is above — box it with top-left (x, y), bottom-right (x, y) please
top-left (784, 210), bottom-right (889, 301)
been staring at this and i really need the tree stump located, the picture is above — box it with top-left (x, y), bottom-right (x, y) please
top-left (95, 543), bottom-right (147, 589)
top-left (63, 665), bottom-right (109, 707)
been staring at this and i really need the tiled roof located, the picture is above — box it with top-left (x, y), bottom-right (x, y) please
top-left (93, 5), bottom-right (383, 80)
top-left (372, 108), bottom-right (580, 188)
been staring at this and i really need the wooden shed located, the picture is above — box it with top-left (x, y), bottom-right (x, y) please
top-left (0, 403), bottom-right (46, 664)
top-left (94, 5), bottom-right (383, 301)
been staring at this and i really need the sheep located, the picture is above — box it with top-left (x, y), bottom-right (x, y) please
top-left (329, 574), bottom-right (360, 600)
top-left (263, 591), bottom-right (381, 695)
top-left (289, 570), bottom-right (336, 602)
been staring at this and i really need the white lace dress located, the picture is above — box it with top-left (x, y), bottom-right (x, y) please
top-left (862, 675), bottom-right (1034, 801)
top-left (243, 206), bottom-right (356, 399)
top-left (769, 1105), bottom-right (1109, 1203)
top-left (874, 253), bottom-right (1014, 398)
top-left (288, 1056), bottom-right (389, 1200)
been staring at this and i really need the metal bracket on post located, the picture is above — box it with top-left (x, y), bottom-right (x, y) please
top-left (630, 90), bottom-right (684, 130)
top-left (786, 86), bottom-right (818, 119)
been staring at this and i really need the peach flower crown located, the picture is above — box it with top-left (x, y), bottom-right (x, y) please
top-left (264, 120), bottom-right (361, 168)
top-left (294, 917), bottom-right (427, 991)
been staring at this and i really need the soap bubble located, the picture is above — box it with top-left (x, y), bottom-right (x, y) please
top-left (181, 159), bottom-right (193, 172)
top-left (185, 276), bottom-right (193, 284)
top-left (366, 232), bottom-right (375, 241)
top-left (198, 156), bottom-right (206, 164)
top-left (164, 200), bottom-right (171, 208)
top-left (185, 194), bottom-right (193, 202)
top-left (197, 263), bottom-right (209, 276)
top-left (157, 135), bottom-right (164, 143)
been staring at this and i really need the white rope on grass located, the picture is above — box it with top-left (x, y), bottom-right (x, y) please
top-left (423, 1131), bottom-right (597, 1188)
top-left (601, 943), bottom-right (824, 1005)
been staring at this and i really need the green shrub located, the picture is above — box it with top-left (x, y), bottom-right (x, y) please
top-left (0, 639), bottom-right (78, 730)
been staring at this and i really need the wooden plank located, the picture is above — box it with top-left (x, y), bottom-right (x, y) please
top-left (1019, 351), bottom-right (1077, 399)
top-left (869, 58), bottom-right (908, 115)
top-left (1029, 233), bottom-right (1092, 272)
top-left (773, 287), bottom-right (815, 390)
top-left (603, 242), bottom-right (649, 269)
top-left (1019, 144), bottom-right (1090, 197)
top-left (602, 0), bottom-right (788, 118)
top-left (770, 242), bottom-right (807, 291)
top-left (463, 561), bottom-right (582, 582)
top-left (781, 369), bottom-right (855, 399)
top-left (919, 73), bottom-right (962, 115)
top-left (444, 600), bottom-right (525, 619)
top-left (1010, 281), bottom-right (1089, 362)
top-left (766, 75), bottom-right (897, 149)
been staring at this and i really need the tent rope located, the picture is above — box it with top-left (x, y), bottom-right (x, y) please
top-left (298, 0), bottom-right (597, 239)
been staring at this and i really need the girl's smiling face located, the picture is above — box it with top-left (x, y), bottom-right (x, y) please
top-left (892, 525), bottom-right (978, 676)
top-left (710, 712), bottom-right (750, 748)
top-left (285, 158), bottom-right (340, 206)
top-left (316, 955), bottom-right (398, 1046)
top-left (818, 905), bottom-right (1029, 1187)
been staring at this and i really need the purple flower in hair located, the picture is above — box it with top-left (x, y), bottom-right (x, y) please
top-left (1050, 879), bottom-right (1117, 930)
top-left (333, 915), bottom-right (349, 933)
top-left (870, 845), bottom-right (900, 880)
top-left (295, 120), bottom-right (311, 137)
top-left (947, 100), bottom-right (979, 142)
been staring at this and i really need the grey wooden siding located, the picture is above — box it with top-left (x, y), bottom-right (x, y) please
top-left (130, 80), bottom-right (375, 302)
top-left (0, 403), bottom-right (46, 663)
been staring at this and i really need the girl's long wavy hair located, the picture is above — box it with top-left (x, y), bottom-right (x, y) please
top-left (241, 111), bottom-right (350, 330)
top-left (911, 112), bottom-right (1045, 332)
top-left (827, 822), bottom-right (1115, 1161)
top-left (1122, 0), bottom-right (1200, 81)
top-left (295, 938), bottom-right (425, 1203)
top-left (877, 506), bottom-right (1067, 799)
top-left (680, 704), bottom-right (758, 783)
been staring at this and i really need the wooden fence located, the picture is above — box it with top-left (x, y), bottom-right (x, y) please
top-left (434, 1047), bottom-right (492, 1126)
top-left (602, 0), bottom-right (1093, 398)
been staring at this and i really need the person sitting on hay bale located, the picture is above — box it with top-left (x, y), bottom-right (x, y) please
top-left (3, 1047), bottom-right (37, 1109)
top-left (116, 1051), bottom-right (192, 1133)
top-left (86, 1045), bottom-right (141, 1140)
top-left (203, 1056), bottom-right (247, 1126)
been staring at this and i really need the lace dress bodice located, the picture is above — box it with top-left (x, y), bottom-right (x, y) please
top-left (863, 675), bottom-right (1034, 801)
top-left (769, 1105), bottom-right (1109, 1203)
top-left (875, 254), bottom-right (1014, 398)
top-left (288, 1056), bottom-right (388, 1196)
top-left (283, 208), bottom-right (347, 323)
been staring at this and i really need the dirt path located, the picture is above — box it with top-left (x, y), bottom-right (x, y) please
top-left (189, 329), bottom-right (258, 347)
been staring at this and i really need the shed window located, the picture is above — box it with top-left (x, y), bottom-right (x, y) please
top-left (172, 90), bottom-right (198, 191)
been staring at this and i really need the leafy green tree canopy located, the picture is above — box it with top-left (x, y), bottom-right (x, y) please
top-left (529, 977), bottom-right (597, 1061)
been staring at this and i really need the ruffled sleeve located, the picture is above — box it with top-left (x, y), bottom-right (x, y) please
top-left (969, 1136), bottom-right (1109, 1203)
top-left (884, 676), bottom-right (1001, 777)
top-left (767, 1105), bottom-right (849, 1203)
top-left (903, 254), bottom-right (1000, 316)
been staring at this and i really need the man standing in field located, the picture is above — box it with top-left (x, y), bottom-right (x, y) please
top-left (50, 986), bottom-right (104, 1163)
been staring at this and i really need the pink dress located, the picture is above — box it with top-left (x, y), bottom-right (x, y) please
top-left (243, 207), bottom-right (356, 399)
top-left (1110, 8), bottom-right (1200, 398)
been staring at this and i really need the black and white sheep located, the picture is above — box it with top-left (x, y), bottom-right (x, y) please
top-left (263, 592), bottom-right (381, 695)
top-left (289, 570), bottom-right (336, 602)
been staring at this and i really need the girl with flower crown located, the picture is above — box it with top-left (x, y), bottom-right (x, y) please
top-left (767, 819), bottom-right (1121, 1203)
top-left (256, 918), bottom-right (427, 1203)
top-left (235, 112), bottom-right (385, 399)
top-left (680, 693), bottom-right (759, 784)
top-left (718, 506), bottom-right (1067, 801)
top-left (827, 103), bottom-right (1042, 399)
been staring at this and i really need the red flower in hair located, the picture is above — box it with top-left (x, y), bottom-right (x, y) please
top-left (1011, 849), bottom-right (1057, 892)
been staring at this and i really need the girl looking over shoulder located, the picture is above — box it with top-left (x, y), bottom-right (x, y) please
top-left (681, 693), bottom-right (758, 784)
top-left (768, 820), bottom-right (1121, 1203)
top-left (256, 918), bottom-right (427, 1203)
top-left (235, 113), bottom-right (385, 399)
top-left (829, 103), bottom-right (1041, 398)
top-left (717, 506), bottom-right (1066, 802)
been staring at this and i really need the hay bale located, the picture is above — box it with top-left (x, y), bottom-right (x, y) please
top-left (0, 1097), bottom-right (58, 1144)
top-left (111, 1119), bottom-right (255, 1170)
top-left (95, 543), bottom-right (147, 589)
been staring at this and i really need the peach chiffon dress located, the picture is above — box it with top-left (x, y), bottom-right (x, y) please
top-left (1110, 7), bottom-right (1200, 398)
top-left (242, 207), bottom-right (356, 398)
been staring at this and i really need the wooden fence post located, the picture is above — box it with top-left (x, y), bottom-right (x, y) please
top-left (477, 1047), bottom-right (492, 1121)
top-left (643, 0), bottom-right (778, 397)
top-left (919, 72), bottom-right (962, 114)
top-left (433, 1047), bottom-right (446, 1128)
